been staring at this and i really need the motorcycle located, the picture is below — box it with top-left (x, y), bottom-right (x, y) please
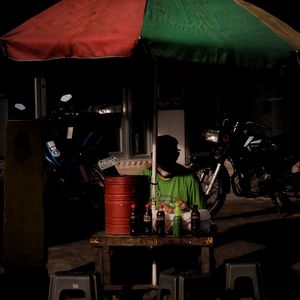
top-left (15, 94), bottom-right (120, 241)
top-left (189, 114), bottom-right (300, 217)
top-left (43, 94), bottom-right (120, 240)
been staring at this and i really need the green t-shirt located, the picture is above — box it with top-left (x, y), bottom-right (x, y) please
top-left (139, 165), bottom-right (205, 209)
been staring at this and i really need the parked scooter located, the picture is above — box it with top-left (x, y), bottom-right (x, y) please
top-left (43, 94), bottom-right (120, 241)
top-left (45, 95), bottom-right (119, 193)
top-left (15, 95), bottom-right (120, 241)
top-left (189, 114), bottom-right (300, 217)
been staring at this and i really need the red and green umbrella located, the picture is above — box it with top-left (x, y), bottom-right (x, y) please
top-left (0, 0), bottom-right (297, 67)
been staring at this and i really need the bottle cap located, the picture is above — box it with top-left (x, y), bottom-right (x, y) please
top-left (174, 202), bottom-right (181, 216)
top-left (131, 203), bottom-right (136, 208)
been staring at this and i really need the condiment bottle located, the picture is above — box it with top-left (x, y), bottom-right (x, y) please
top-left (173, 202), bottom-right (182, 237)
top-left (143, 203), bottom-right (152, 236)
top-left (191, 204), bottom-right (200, 236)
top-left (129, 202), bottom-right (139, 236)
top-left (156, 204), bottom-right (165, 236)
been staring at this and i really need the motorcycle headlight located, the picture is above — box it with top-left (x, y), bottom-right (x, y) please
top-left (291, 161), bottom-right (300, 173)
top-left (203, 129), bottom-right (220, 143)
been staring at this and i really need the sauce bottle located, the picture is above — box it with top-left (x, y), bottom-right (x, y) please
top-left (156, 204), bottom-right (165, 236)
top-left (129, 203), bottom-right (139, 236)
top-left (143, 203), bottom-right (153, 236)
top-left (191, 204), bottom-right (200, 236)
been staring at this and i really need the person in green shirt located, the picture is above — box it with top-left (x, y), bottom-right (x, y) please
top-left (139, 135), bottom-right (205, 212)
top-left (139, 135), bottom-right (206, 271)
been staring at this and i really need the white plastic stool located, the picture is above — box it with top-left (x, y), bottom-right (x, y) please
top-left (157, 268), bottom-right (213, 300)
top-left (177, 270), bottom-right (213, 300)
top-left (157, 268), bottom-right (177, 300)
top-left (48, 271), bottom-right (100, 300)
top-left (225, 262), bottom-right (264, 300)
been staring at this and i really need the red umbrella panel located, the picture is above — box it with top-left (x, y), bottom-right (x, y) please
top-left (0, 0), bottom-right (147, 61)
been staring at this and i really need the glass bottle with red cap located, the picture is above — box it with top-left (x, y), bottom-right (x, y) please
top-left (129, 202), bottom-right (139, 236)
top-left (143, 203), bottom-right (152, 236)
top-left (156, 204), bottom-right (165, 236)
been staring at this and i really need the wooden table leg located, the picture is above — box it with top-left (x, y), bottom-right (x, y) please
top-left (95, 247), bottom-right (102, 274)
top-left (201, 246), bottom-right (210, 273)
top-left (102, 246), bottom-right (111, 285)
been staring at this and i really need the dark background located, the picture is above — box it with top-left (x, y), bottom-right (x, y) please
top-left (247, 0), bottom-right (300, 32)
top-left (0, 1), bottom-right (59, 35)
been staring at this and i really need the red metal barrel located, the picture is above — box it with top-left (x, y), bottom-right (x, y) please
top-left (104, 175), bottom-right (148, 234)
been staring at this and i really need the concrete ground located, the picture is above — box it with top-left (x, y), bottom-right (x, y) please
top-left (212, 195), bottom-right (300, 299)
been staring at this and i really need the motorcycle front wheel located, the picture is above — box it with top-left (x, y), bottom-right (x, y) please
top-left (194, 164), bottom-right (229, 218)
top-left (277, 165), bottom-right (300, 210)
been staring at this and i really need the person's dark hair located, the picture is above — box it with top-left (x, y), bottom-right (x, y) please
top-left (156, 135), bottom-right (180, 167)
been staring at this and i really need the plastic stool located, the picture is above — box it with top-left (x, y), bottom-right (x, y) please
top-left (48, 271), bottom-right (100, 300)
top-left (225, 262), bottom-right (264, 300)
top-left (157, 268), bottom-right (177, 300)
top-left (177, 270), bottom-right (213, 300)
top-left (157, 269), bottom-right (213, 300)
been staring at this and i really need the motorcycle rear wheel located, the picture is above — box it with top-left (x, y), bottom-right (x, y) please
top-left (277, 171), bottom-right (300, 210)
top-left (194, 166), bottom-right (228, 218)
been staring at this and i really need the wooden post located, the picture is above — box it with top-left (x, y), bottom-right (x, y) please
top-left (3, 120), bottom-right (46, 269)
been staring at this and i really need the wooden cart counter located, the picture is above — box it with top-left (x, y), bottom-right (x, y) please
top-left (90, 232), bottom-right (214, 293)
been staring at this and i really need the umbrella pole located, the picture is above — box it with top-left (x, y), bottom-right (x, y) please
top-left (151, 58), bottom-right (158, 287)
top-left (151, 58), bottom-right (158, 213)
